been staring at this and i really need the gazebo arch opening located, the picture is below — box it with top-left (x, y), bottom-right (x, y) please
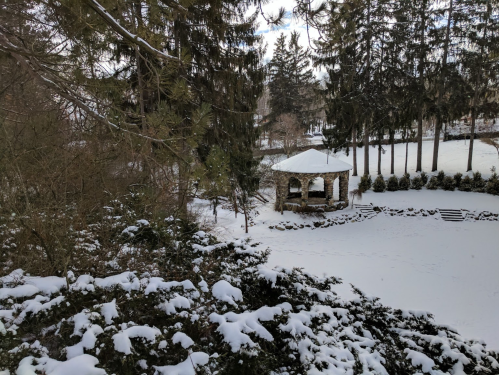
top-left (288, 177), bottom-right (302, 198)
top-left (308, 177), bottom-right (326, 199)
top-left (333, 177), bottom-right (340, 201)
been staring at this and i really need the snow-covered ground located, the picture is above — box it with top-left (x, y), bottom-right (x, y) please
top-left (196, 139), bottom-right (499, 350)
top-left (260, 119), bottom-right (499, 151)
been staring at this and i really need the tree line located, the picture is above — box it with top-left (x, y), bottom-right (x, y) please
top-left (265, 0), bottom-right (499, 175)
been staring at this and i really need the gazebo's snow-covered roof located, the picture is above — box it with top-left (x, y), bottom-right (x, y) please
top-left (271, 149), bottom-right (353, 174)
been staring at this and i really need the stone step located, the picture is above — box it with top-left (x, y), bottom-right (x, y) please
top-left (438, 208), bottom-right (464, 222)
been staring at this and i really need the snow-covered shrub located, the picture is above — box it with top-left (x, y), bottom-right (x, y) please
top-left (442, 176), bottom-right (456, 191)
top-left (1, 216), bottom-right (499, 374)
top-left (459, 175), bottom-right (473, 191)
top-left (420, 171), bottom-right (428, 185)
top-left (486, 173), bottom-right (499, 195)
top-left (411, 176), bottom-right (424, 190)
top-left (372, 175), bottom-right (386, 192)
top-left (426, 176), bottom-right (439, 190)
top-left (454, 172), bottom-right (463, 188)
top-left (387, 175), bottom-right (399, 191)
top-left (399, 175), bottom-right (411, 190)
top-left (358, 174), bottom-right (372, 192)
top-left (472, 171), bottom-right (486, 192)
top-left (436, 170), bottom-right (446, 186)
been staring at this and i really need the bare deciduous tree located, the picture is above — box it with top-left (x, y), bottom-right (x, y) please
top-left (480, 138), bottom-right (499, 158)
top-left (273, 113), bottom-right (306, 158)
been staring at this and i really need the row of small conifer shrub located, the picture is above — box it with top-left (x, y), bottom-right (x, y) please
top-left (358, 170), bottom-right (499, 195)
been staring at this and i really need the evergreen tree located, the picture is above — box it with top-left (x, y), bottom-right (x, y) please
top-left (267, 33), bottom-right (294, 124)
top-left (288, 31), bottom-right (320, 129)
top-left (267, 32), bottom-right (319, 132)
top-left (456, 0), bottom-right (499, 171)
top-left (0, 0), bottom-right (267, 219)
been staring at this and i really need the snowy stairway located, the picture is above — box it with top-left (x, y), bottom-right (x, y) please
top-left (438, 209), bottom-right (464, 222)
top-left (355, 204), bottom-right (376, 218)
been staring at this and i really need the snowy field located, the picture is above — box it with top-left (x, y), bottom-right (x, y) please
top-left (197, 139), bottom-right (499, 350)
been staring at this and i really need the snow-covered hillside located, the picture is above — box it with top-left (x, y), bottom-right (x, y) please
top-left (201, 139), bottom-right (499, 351)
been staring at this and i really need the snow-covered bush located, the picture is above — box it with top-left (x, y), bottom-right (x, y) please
top-left (372, 175), bottom-right (386, 192)
top-left (436, 170), bottom-right (446, 186)
top-left (399, 175), bottom-right (411, 190)
top-left (472, 171), bottom-right (486, 192)
top-left (2, 223), bottom-right (499, 375)
top-left (459, 175), bottom-right (473, 191)
top-left (411, 176), bottom-right (424, 190)
top-left (387, 175), bottom-right (399, 191)
top-left (0, 193), bottom-right (184, 278)
top-left (420, 171), bottom-right (429, 185)
top-left (426, 176), bottom-right (439, 190)
top-left (486, 173), bottom-right (499, 195)
top-left (358, 174), bottom-right (372, 192)
top-left (454, 172), bottom-right (463, 188)
top-left (442, 176), bottom-right (456, 191)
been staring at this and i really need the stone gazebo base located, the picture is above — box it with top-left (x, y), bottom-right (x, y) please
top-left (277, 199), bottom-right (349, 213)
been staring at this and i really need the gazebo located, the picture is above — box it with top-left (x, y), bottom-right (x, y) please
top-left (271, 149), bottom-right (353, 212)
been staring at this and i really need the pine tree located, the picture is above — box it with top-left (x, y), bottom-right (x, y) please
top-left (287, 31), bottom-right (320, 129)
top-left (267, 32), bottom-right (319, 132)
top-left (431, 0), bottom-right (455, 171)
top-left (0, 0), bottom-right (267, 219)
top-left (267, 33), bottom-right (294, 124)
top-left (456, 0), bottom-right (499, 171)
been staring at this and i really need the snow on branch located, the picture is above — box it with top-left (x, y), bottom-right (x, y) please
top-left (84, 0), bottom-right (182, 63)
top-left (0, 31), bottom-right (189, 164)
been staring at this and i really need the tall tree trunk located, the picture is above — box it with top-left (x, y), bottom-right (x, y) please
top-left (242, 195), bottom-right (249, 233)
top-left (467, 95), bottom-right (479, 171)
top-left (416, 0), bottom-right (427, 172)
top-left (363, 0), bottom-right (372, 176)
top-left (405, 128), bottom-right (409, 175)
top-left (467, 0), bottom-right (489, 171)
top-left (352, 126), bottom-right (358, 176)
top-left (432, 0), bottom-right (453, 171)
top-left (364, 122), bottom-right (370, 176)
top-left (390, 129), bottom-right (395, 175)
top-left (377, 135), bottom-right (382, 175)
top-left (233, 189), bottom-right (238, 218)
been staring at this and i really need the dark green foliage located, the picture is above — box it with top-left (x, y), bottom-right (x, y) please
top-left (399, 175), bottom-right (411, 191)
top-left (442, 176), bottom-right (456, 191)
top-left (358, 174), bottom-right (372, 192)
top-left (454, 173), bottom-right (463, 188)
top-left (472, 171), bottom-right (486, 192)
top-left (436, 171), bottom-right (446, 186)
top-left (411, 176), bottom-right (424, 190)
top-left (387, 176), bottom-right (399, 191)
top-left (420, 172), bottom-right (428, 185)
top-left (427, 176), bottom-right (439, 190)
top-left (459, 175), bottom-right (473, 191)
top-left (373, 175), bottom-right (386, 193)
top-left (267, 31), bottom-right (319, 130)
top-left (486, 173), bottom-right (499, 195)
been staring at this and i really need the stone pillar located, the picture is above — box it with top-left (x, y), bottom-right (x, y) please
top-left (325, 177), bottom-right (334, 205)
top-left (339, 171), bottom-right (349, 204)
top-left (275, 175), bottom-right (288, 213)
top-left (301, 178), bottom-right (309, 207)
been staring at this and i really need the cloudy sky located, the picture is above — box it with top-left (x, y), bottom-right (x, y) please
top-left (253, 0), bottom-right (321, 64)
